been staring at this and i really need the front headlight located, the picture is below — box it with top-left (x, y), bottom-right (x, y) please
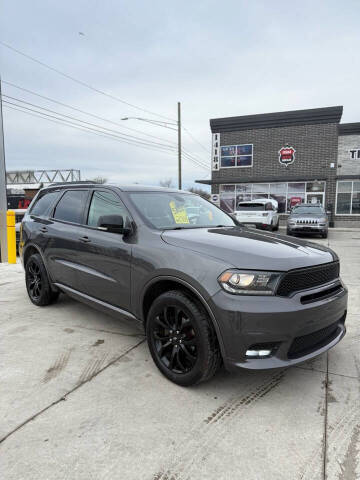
top-left (288, 219), bottom-right (296, 225)
top-left (218, 270), bottom-right (281, 295)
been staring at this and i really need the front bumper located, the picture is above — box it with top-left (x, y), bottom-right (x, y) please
top-left (209, 281), bottom-right (347, 371)
top-left (287, 223), bottom-right (328, 234)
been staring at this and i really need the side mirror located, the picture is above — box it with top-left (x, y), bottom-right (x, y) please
top-left (98, 215), bottom-right (130, 234)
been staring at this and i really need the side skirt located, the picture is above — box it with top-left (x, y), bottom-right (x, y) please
top-left (54, 282), bottom-right (143, 330)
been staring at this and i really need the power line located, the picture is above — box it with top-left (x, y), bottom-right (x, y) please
top-left (2, 80), bottom-right (178, 147)
top-left (3, 103), bottom-right (209, 171)
top-left (1, 46), bottom-right (211, 161)
top-left (3, 92), bottom-right (209, 168)
top-left (182, 125), bottom-right (211, 154)
top-left (3, 95), bottom-right (177, 150)
top-left (0, 40), bottom-right (175, 122)
top-left (2, 102), bottom-right (176, 153)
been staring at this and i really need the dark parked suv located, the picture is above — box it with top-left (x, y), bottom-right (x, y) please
top-left (20, 184), bottom-right (347, 386)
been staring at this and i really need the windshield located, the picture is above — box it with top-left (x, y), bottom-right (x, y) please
top-left (292, 205), bottom-right (324, 215)
top-left (236, 203), bottom-right (265, 211)
top-left (129, 192), bottom-right (235, 229)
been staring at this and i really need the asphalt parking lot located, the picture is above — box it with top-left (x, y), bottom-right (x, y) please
top-left (0, 230), bottom-right (359, 480)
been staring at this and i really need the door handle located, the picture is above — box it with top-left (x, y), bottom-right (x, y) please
top-left (40, 226), bottom-right (48, 233)
top-left (79, 236), bottom-right (91, 243)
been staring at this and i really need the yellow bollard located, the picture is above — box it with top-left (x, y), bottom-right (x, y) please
top-left (7, 210), bottom-right (16, 264)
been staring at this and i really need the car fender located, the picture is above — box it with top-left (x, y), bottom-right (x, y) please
top-left (140, 274), bottom-right (227, 360)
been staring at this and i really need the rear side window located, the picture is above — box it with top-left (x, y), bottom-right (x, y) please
top-left (53, 190), bottom-right (88, 224)
top-left (30, 190), bottom-right (60, 217)
top-left (87, 190), bottom-right (130, 227)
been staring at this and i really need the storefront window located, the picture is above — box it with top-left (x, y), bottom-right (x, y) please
top-left (270, 183), bottom-right (286, 194)
top-left (220, 185), bottom-right (235, 212)
top-left (270, 194), bottom-right (286, 213)
top-left (306, 181), bottom-right (325, 192)
top-left (338, 181), bottom-right (352, 193)
top-left (252, 183), bottom-right (269, 194)
top-left (337, 193), bottom-right (351, 214)
top-left (219, 182), bottom-right (325, 214)
top-left (236, 193), bottom-right (251, 206)
top-left (236, 183), bottom-right (252, 193)
top-left (336, 181), bottom-right (360, 215)
top-left (288, 183), bottom-right (306, 193)
top-left (352, 192), bottom-right (360, 214)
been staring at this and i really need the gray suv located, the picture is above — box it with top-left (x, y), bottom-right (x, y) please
top-left (20, 184), bottom-right (347, 386)
top-left (287, 203), bottom-right (329, 238)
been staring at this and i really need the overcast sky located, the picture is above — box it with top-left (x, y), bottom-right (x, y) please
top-left (1, 0), bottom-right (359, 190)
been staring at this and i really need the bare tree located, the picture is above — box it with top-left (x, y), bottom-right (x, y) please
top-left (187, 187), bottom-right (210, 200)
top-left (159, 178), bottom-right (173, 188)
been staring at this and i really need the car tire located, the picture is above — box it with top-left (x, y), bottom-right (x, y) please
top-left (274, 219), bottom-right (279, 231)
top-left (321, 232), bottom-right (328, 239)
top-left (146, 290), bottom-right (222, 386)
top-left (286, 229), bottom-right (292, 236)
top-left (25, 253), bottom-right (59, 306)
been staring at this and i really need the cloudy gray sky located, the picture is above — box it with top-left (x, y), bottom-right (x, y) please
top-left (1, 0), bottom-right (359, 190)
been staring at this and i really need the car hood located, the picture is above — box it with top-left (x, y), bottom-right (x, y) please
top-left (161, 227), bottom-right (335, 271)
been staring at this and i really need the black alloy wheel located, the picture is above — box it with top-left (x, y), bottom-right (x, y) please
top-left (146, 290), bottom-right (221, 386)
top-left (152, 305), bottom-right (197, 374)
top-left (25, 253), bottom-right (59, 306)
top-left (27, 260), bottom-right (42, 300)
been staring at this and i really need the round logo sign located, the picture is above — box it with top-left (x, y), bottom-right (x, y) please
top-left (279, 145), bottom-right (296, 166)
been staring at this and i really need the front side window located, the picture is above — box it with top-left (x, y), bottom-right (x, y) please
top-left (87, 190), bottom-right (131, 227)
top-left (220, 144), bottom-right (253, 168)
top-left (30, 190), bottom-right (60, 217)
top-left (53, 190), bottom-right (88, 224)
top-left (130, 192), bottom-right (235, 229)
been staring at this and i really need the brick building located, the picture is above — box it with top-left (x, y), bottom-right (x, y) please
top-left (197, 106), bottom-right (360, 227)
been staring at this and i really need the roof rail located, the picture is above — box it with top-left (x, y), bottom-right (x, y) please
top-left (46, 181), bottom-right (97, 187)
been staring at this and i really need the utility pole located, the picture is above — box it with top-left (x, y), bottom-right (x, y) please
top-left (0, 77), bottom-right (8, 262)
top-left (177, 101), bottom-right (182, 190)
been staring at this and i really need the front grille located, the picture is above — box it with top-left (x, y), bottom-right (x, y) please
top-left (288, 318), bottom-right (344, 359)
top-left (277, 261), bottom-right (339, 296)
top-left (296, 219), bottom-right (318, 224)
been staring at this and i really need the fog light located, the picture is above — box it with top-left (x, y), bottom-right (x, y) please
top-left (246, 349), bottom-right (272, 357)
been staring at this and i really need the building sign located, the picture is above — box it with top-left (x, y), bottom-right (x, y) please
top-left (279, 145), bottom-right (296, 166)
top-left (289, 196), bottom-right (302, 209)
top-left (212, 133), bottom-right (220, 171)
top-left (349, 149), bottom-right (360, 160)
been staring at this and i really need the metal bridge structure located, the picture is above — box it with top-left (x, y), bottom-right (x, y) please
top-left (6, 169), bottom-right (81, 185)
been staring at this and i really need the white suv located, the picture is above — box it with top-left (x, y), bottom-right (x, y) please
top-left (234, 198), bottom-right (279, 231)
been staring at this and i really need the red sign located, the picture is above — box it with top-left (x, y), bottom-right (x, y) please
top-left (289, 196), bottom-right (302, 208)
top-left (279, 145), bottom-right (296, 166)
